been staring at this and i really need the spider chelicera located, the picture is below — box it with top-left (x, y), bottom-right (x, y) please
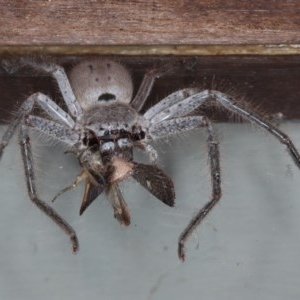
top-left (1, 57), bottom-right (300, 261)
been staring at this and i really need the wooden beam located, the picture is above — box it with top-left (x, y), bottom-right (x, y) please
top-left (0, 1), bottom-right (300, 55)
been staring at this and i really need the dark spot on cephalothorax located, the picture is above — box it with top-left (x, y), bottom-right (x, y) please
top-left (106, 63), bottom-right (111, 69)
top-left (83, 136), bottom-right (88, 146)
top-left (98, 93), bottom-right (116, 102)
top-left (130, 125), bottom-right (145, 141)
top-left (132, 130), bottom-right (145, 141)
top-left (107, 76), bottom-right (111, 81)
top-left (95, 77), bottom-right (99, 82)
top-left (88, 65), bottom-right (93, 72)
top-left (83, 130), bottom-right (98, 147)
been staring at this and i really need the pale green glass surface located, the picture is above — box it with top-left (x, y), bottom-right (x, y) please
top-left (0, 123), bottom-right (300, 300)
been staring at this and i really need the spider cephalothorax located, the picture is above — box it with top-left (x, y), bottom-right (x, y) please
top-left (1, 57), bottom-right (300, 261)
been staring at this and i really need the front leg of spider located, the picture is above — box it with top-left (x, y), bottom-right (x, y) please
top-left (0, 58), bottom-right (81, 252)
top-left (19, 124), bottom-right (79, 252)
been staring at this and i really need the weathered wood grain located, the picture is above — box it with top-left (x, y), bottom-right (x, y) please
top-left (0, 0), bottom-right (300, 50)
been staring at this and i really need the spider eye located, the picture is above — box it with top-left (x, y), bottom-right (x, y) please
top-left (98, 93), bottom-right (116, 102)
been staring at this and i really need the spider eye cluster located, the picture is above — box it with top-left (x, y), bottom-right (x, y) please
top-left (69, 59), bottom-right (133, 110)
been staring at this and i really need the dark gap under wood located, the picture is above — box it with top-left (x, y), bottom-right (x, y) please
top-left (0, 55), bottom-right (300, 123)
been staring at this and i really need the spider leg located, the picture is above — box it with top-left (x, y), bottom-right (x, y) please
top-left (144, 88), bottom-right (201, 121)
top-left (146, 89), bottom-right (300, 168)
top-left (147, 88), bottom-right (300, 259)
top-left (131, 62), bottom-right (177, 112)
top-left (178, 120), bottom-right (221, 261)
top-left (148, 115), bottom-right (221, 260)
top-left (19, 124), bottom-right (79, 252)
top-left (148, 116), bottom-right (208, 138)
top-left (25, 115), bottom-right (79, 145)
top-left (3, 58), bottom-right (82, 118)
top-left (134, 141), bottom-right (158, 163)
top-left (144, 90), bottom-right (209, 123)
top-left (207, 90), bottom-right (300, 168)
top-left (0, 92), bottom-right (75, 160)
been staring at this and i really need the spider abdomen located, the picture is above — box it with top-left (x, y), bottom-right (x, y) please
top-left (69, 59), bottom-right (134, 110)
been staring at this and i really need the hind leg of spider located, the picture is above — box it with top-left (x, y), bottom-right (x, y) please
top-left (178, 120), bottom-right (221, 261)
top-left (2, 58), bottom-right (82, 118)
top-left (148, 115), bottom-right (221, 260)
top-left (131, 61), bottom-right (179, 111)
top-left (19, 124), bottom-right (79, 253)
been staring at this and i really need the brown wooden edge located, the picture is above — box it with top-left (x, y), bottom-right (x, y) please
top-left (1, 45), bottom-right (300, 56)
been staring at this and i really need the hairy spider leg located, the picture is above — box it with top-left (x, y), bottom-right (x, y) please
top-left (147, 115), bottom-right (221, 260)
top-left (25, 115), bottom-right (79, 144)
top-left (0, 92), bottom-right (75, 159)
top-left (147, 89), bottom-right (300, 166)
top-left (145, 88), bottom-right (300, 260)
top-left (0, 91), bottom-right (79, 252)
top-left (178, 121), bottom-right (221, 261)
top-left (19, 124), bottom-right (79, 252)
top-left (131, 61), bottom-right (178, 111)
top-left (16, 58), bottom-right (82, 118)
